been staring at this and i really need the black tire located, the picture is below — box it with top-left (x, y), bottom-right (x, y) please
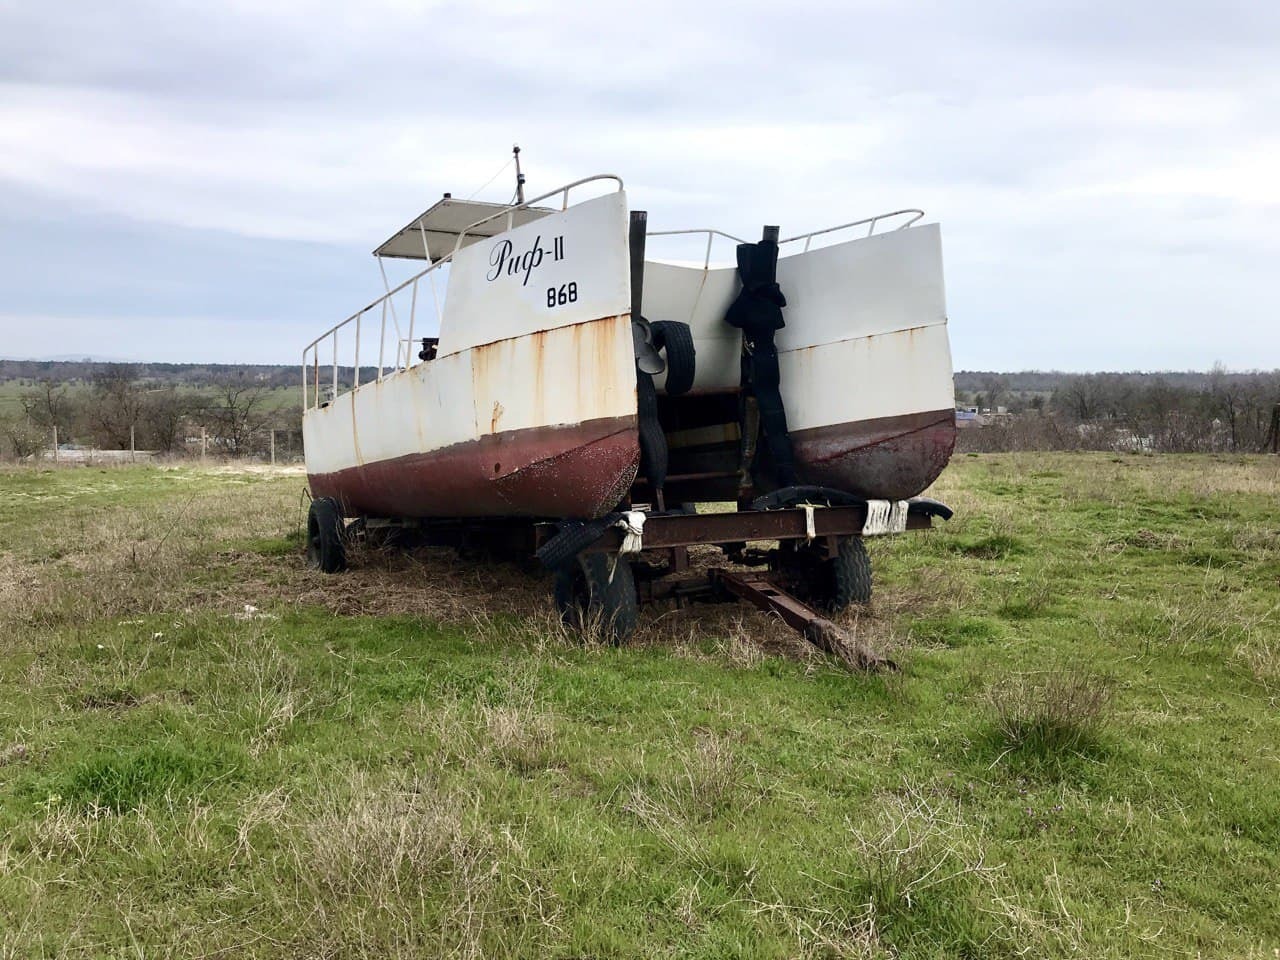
top-left (651, 320), bottom-right (696, 396)
top-left (636, 372), bottom-right (668, 490)
top-left (306, 497), bottom-right (347, 573)
top-left (553, 552), bottom-right (638, 644)
top-left (536, 519), bottom-right (611, 571)
top-left (780, 536), bottom-right (872, 613)
top-left (823, 537), bottom-right (872, 612)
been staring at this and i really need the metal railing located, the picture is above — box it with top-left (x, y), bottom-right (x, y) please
top-left (302, 250), bottom-right (449, 410)
top-left (645, 210), bottom-right (925, 269)
top-left (645, 229), bottom-right (749, 270)
top-left (778, 209), bottom-right (924, 251)
top-left (302, 174), bottom-right (625, 411)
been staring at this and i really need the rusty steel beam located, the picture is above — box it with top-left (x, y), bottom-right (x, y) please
top-left (713, 570), bottom-right (826, 634)
top-left (579, 504), bottom-right (930, 553)
top-left (712, 570), bottom-right (895, 672)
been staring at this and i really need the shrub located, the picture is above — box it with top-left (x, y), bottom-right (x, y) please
top-left (1, 415), bottom-right (47, 460)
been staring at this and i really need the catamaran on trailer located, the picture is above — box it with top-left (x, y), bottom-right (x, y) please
top-left (301, 155), bottom-right (954, 664)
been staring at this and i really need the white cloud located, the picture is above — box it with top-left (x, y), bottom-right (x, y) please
top-left (0, 0), bottom-right (1277, 369)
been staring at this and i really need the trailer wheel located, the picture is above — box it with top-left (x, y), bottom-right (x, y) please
top-left (651, 320), bottom-right (696, 396)
top-left (822, 537), bottom-right (872, 612)
top-left (306, 497), bottom-right (347, 573)
top-left (781, 536), bottom-right (872, 613)
top-left (553, 552), bottom-right (638, 644)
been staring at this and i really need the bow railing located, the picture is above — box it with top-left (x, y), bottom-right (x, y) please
top-left (302, 174), bottom-right (625, 411)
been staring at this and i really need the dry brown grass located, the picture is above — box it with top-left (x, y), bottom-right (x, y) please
top-left (1236, 634), bottom-right (1280, 689)
top-left (0, 473), bottom-right (304, 634)
top-left (402, 668), bottom-right (563, 776)
top-left (622, 729), bottom-right (753, 846)
top-left (740, 779), bottom-right (1092, 959)
top-left (850, 784), bottom-right (1002, 917)
top-left (272, 770), bottom-right (561, 959)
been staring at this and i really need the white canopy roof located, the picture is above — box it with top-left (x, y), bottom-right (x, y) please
top-left (374, 197), bottom-right (555, 261)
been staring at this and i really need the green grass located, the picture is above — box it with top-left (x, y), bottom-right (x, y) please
top-left (0, 454), bottom-right (1278, 957)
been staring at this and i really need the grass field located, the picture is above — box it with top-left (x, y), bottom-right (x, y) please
top-left (1, 453), bottom-right (1277, 958)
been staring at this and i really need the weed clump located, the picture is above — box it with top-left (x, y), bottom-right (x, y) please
top-left (623, 730), bottom-right (744, 830)
top-left (843, 784), bottom-right (1005, 950)
top-left (482, 697), bottom-right (556, 773)
top-left (988, 668), bottom-right (1113, 757)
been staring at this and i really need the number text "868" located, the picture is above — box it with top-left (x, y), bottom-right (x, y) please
top-left (546, 282), bottom-right (578, 308)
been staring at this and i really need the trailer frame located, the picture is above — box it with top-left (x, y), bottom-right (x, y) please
top-left (346, 496), bottom-right (950, 670)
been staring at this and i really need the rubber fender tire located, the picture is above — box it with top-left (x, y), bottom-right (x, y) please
top-left (824, 536), bottom-right (872, 612)
top-left (636, 372), bottom-right (668, 489)
top-left (536, 518), bottom-right (610, 571)
top-left (650, 320), bottom-right (696, 396)
top-left (553, 552), bottom-right (638, 645)
top-left (306, 497), bottom-right (347, 573)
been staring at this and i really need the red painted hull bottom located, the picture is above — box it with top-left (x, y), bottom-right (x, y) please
top-left (308, 415), bottom-right (640, 520)
top-left (310, 408), bottom-right (954, 521)
top-left (792, 408), bottom-right (957, 500)
top-left (656, 408), bottom-right (957, 504)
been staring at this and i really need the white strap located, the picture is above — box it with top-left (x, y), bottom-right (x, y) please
top-left (889, 500), bottom-right (909, 533)
top-left (802, 503), bottom-right (816, 541)
top-left (616, 510), bottom-right (646, 554)
top-left (609, 510), bottom-right (646, 582)
top-left (863, 499), bottom-right (909, 535)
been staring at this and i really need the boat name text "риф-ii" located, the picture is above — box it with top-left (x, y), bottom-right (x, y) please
top-left (486, 234), bottom-right (566, 287)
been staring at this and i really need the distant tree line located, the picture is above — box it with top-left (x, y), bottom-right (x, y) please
top-left (0, 364), bottom-right (302, 460)
top-left (4, 360), bottom-right (1278, 460)
top-left (957, 367), bottom-right (1280, 453)
top-left (0, 359), bottom-right (304, 390)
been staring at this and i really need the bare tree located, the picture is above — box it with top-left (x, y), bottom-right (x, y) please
top-left (981, 374), bottom-right (1007, 412)
top-left (141, 386), bottom-right (192, 453)
top-left (1054, 375), bottom-right (1102, 422)
top-left (20, 379), bottom-right (76, 438)
top-left (202, 375), bottom-right (271, 455)
top-left (1208, 363), bottom-right (1242, 451)
top-left (88, 365), bottom-right (145, 449)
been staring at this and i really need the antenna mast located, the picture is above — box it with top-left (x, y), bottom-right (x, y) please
top-left (513, 144), bottom-right (525, 205)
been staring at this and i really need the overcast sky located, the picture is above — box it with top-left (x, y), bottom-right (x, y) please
top-left (1, 0), bottom-right (1276, 370)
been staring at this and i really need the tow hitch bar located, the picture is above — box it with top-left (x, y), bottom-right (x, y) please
top-left (712, 569), bottom-right (898, 672)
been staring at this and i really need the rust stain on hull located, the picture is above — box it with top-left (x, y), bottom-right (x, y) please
top-left (309, 415), bottom-right (640, 520)
top-left (791, 408), bottom-right (956, 500)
